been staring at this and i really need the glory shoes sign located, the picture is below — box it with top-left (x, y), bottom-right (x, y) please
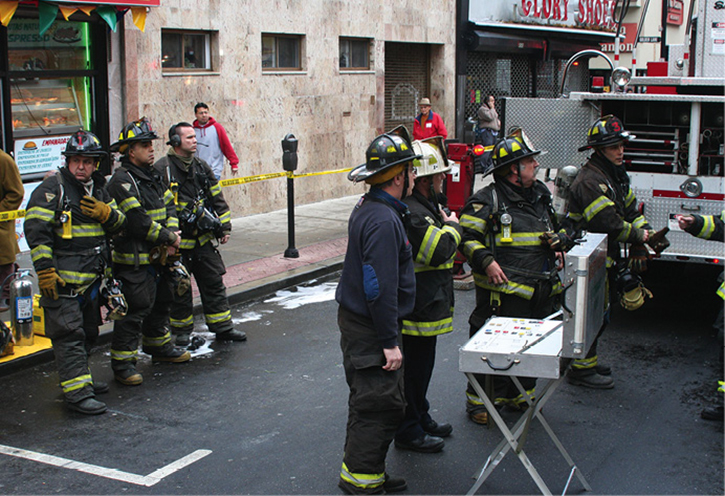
top-left (470, 0), bottom-right (618, 32)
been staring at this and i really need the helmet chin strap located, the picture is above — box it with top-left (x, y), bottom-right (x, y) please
top-left (401, 164), bottom-right (410, 200)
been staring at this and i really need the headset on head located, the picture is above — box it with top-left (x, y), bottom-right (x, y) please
top-left (167, 123), bottom-right (182, 148)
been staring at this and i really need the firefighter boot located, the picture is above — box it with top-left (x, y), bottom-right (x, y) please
top-left (151, 347), bottom-right (191, 363)
top-left (92, 380), bottom-right (109, 394)
top-left (175, 333), bottom-right (191, 347)
top-left (115, 368), bottom-right (143, 386)
top-left (466, 400), bottom-right (489, 425)
top-left (383, 475), bottom-right (407, 493)
top-left (67, 397), bottom-right (107, 415)
top-left (216, 329), bottom-right (247, 342)
top-left (567, 367), bottom-right (614, 389)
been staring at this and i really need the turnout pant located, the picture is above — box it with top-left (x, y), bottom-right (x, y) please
top-left (338, 307), bottom-right (405, 493)
top-left (170, 242), bottom-right (233, 336)
top-left (396, 334), bottom-right (436, 443)
top-left (468, 282), bottom-right (559, 403)
top-left (42, 285), bottom-right (102, 404)
top-left (111, 266), bottom-right (175, 372)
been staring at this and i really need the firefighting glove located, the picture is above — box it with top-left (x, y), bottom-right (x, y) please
top-left (36, 267), bottom-right (66, 300)
top-left (628, 244), bottom-right (650, 273)
top-left (646, 227), bottom-right (670, 254)
top-left (620, 282), bottom-right (653, 311)
top-left (80, 196), bottom-right (111, 223)
top-left (170, 261), bottom-right (192, 296)
top-left (539, 231), bottom-right (576, 252)
top-left (148, 244), bottom-right (169, 266)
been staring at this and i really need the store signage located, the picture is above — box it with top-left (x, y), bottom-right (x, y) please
top-left (600, 22), bottom-right (636, 52)
top-left (638, 36), bottom-right (662, 43)
top-left (8, 19), bottom-right (86, 48)
top-left (469, 0), bottom-right (617, 33)
top-left (667, 0), bottom-right (684, 26)
top-left (14, 136), bottom-right (70, 176)
top-left (15, 182), bottom-right (41, 253)
top-left (54, 0), bottom-right (160, 6)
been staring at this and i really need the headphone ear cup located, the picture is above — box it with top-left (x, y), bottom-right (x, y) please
top-left (170, 134), bottom-right (181, 147)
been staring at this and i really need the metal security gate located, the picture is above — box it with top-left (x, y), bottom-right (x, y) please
top-left (384, 42), bottom-right (430, 136)
top-left (463, 52), bottom-right (587, 128)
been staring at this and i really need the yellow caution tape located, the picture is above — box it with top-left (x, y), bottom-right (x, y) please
top-left (0, 209), bottom-right (25, 221)
top-left (219, 172), bottom-right (288, 188)
top-left (289, 167), bottom-right (353, 178)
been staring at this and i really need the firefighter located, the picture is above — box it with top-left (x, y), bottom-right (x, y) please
top-left (394, 139), bottom-right (460, 453)
top-left (24, 130), bottom-right (126, 414)
top-left (678, 211), bottom-right (724, 421)
top-left (335, 133), bottom-right (419, 494)
top-left (459, 129), bottom-right (574, 425)
top-left (567, 115), bottom-right (669, 388)
top-left (107, 118), bottom-right (190, 386)
top-left (154, 123), bottom-right (246, 344)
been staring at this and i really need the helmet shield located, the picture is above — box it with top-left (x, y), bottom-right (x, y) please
top-left (487, 127), bottom-right (546, 176)
top-left (579, 114), bottom-right (635, 152)
top-left (348, 133), bottom-right (422, 183)
top-left (110, 117), bottom-right (160, 153)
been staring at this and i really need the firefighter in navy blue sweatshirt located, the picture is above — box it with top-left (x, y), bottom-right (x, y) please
top-left (335, 133), bottom-right (419, 495)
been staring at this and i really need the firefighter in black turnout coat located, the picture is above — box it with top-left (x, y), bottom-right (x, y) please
top-left (154, 123), bottom-right (245, 344)
top-left (459, 129), bottom-right (574, 425)
top-left (25, 131), bottom-right (125, 414)
top-left (393, 138), bottom-right (460, 454)
top-left (106, 118), bottom-right (190, 387)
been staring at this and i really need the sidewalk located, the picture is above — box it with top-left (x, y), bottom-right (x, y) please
top-left (0, 194), bottom-right (360, 375)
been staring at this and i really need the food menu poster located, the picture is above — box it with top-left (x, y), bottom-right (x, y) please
top-left (14, 136), bottom-right (70, 176)
top-left (16, 181), bottom-right (41, 253)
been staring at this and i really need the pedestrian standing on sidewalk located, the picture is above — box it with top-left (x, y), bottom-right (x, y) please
top-left (394, 139), bottom-right (460, 454)
top-left (335, 133), bottom-right (420, 494)
top-left (413, 98), bottom-right (447, 141)
top-left (107, 118), bottom-right (191, 386)
top-left (24, 131), bottom-right (125, 414)
top-left (475, 95), bottom-right (500, 172)
top-left (0, 148), bottom-right (23, 312)
top-left (193, 102), bottom-right (239, 180)
top-left (155, 123), bottom-right (246, 345)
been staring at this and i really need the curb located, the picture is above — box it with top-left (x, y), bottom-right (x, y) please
top-left (0, 258), bottom-right (343, 378)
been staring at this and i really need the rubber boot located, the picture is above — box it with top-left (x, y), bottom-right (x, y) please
top-left (567, 367), bottom-right (614, 389)
top-left (93, 381), bottom-right (109, 394)
top-left (67, 397), bottom-right (107, 415)
top-left (115, 368), bottom-right (143, 386)
top-left (175, 333), bottom-right (191, 347)
top-left (151, 347), bottom-right (191, 363)
top-left (216, 329), bottom-right (247, 341)
top-left (466, 401), bottom-right (489, 425)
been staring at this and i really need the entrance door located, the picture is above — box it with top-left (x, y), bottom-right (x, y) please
top-left (384, 42), bottom-right (430, 136)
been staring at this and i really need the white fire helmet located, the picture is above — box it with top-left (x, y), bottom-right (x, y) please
top-left (412, 140), bottom-right (453, 178)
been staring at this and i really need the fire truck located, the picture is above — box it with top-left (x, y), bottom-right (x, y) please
top-left (500, 0), bottom-right (724, 265)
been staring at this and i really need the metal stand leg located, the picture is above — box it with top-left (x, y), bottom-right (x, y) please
top-left (465, 373), bottom-right (592, 495)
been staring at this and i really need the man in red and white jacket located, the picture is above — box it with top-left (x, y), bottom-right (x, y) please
top-left (192, 102), bottom-right (240, 180)
top-left (413, 97), bottom-right (447, 141)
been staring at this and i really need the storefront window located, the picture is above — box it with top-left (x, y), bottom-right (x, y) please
top-left (7, 19), bottom-right (92, 71)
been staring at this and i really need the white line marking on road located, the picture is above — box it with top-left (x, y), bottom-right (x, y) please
top-left (0, 444), bottom-right (212, 487)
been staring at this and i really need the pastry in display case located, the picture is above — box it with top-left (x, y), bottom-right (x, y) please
top-left (10, 79), bottom-right (83, 138)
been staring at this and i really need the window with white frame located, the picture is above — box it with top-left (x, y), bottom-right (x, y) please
top-left (262, 34), bottom-right (303, 70)
top-left (162, 29), bottom-right (214, 71)
top-left (339, 37), bottom-right (371, 70)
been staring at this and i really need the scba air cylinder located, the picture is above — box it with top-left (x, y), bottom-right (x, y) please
top-left (10, 271), bottom-right (34, 346)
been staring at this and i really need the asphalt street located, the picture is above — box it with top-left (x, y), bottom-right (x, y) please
top-left (0, 262), bottom-right (722, 495)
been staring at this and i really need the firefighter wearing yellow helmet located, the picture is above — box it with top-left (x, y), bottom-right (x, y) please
top-left (106, 118), bottom-right (190, 387)
top-left (24, 130), bottom-right (126, 414)
top-left (393, 137), bottom-right (460, 453)
top-left (459, 128), bottom-right (574, 425)
top-left (566, 114), bottom-right (670, 389)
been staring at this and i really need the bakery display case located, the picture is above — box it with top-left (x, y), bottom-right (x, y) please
top-left (10, 79), bottom-right (83, 138)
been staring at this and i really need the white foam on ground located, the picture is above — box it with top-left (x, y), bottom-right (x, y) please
top-left (232, 311), bottom-right (271, 324)
top-left (264, 282), bottom-right (338, 310)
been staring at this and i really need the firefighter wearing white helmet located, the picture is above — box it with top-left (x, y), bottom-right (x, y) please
top-left (393, 138), bottom-right (461, 454)
top-left (459, 128), bottom-right (575, 425)
top-left (566, 114), bottom-right (670, 389)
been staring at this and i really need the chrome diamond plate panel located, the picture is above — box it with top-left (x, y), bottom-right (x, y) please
top-left (503, 97), bottom-right (597, 170)
top-left (635, 187), bottom-right (725, 260)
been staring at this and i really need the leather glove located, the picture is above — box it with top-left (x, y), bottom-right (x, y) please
top-left (539, 231), bottom-right (576, 252)
top-left (628, 244), bottom-right (650, 273)
top-left (646, 227), bottom-right (670, 254)
top-left (36, 267), bottom-right (66, 300)
top-left (80, 196), bottom-right (111, 223)
top-left (148, 244), bottom-right (169, 266)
